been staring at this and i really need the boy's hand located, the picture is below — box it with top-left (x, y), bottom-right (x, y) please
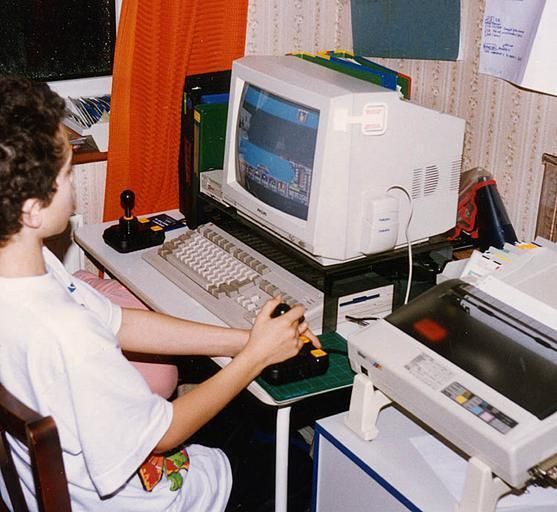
top-left (241, 297), bottom-right (306, 370)
top-left (266, 297), bottom-right (321, 348)
top-left (297, 321), bottom-right (321, 349)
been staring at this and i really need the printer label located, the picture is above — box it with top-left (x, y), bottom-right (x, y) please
top-left (442, 382), bottom-right (518, 434)
top-left (405, 353), bottom-right (454, 390)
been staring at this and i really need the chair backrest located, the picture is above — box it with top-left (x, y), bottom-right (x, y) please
top-left (0, 383), bottom-right (71, 512)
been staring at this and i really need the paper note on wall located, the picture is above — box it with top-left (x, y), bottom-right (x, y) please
top-left (479, 0), bottom-right (557, 97)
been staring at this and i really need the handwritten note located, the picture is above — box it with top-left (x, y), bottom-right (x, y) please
top-left (480, 0), bottom-right (556, 97)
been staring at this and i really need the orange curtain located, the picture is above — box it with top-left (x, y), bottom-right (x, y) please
top-left (104, 0), bottom-right (249, 221)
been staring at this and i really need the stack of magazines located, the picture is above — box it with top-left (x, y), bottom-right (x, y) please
top-left (64, 95), bottom-right (111, 135)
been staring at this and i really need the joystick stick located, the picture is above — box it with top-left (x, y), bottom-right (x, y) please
top-left (270, 302), bottom-right (292, 318)
top-left (118, 189), bottom-right (138, 239)
top-left (260, 303), bottom-right (329, 385)
top-left (102, 190), bottom-right (165, 253)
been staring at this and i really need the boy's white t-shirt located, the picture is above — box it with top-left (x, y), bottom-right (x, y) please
top-left (0, 248), bottom-right (231, 511)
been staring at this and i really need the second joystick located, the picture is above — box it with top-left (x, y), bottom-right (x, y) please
top-left (103, 189), bottom-right (165, 253)
top-left (119, 189), bottom-right (138, 238)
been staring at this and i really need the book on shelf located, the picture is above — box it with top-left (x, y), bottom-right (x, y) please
top-left (68, 134), bottom-right (100, 154)
top-left (63, 95), bottom-right (111, 151)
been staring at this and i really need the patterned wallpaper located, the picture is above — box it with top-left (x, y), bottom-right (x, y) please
top-left (245, 0), bottom-right (557, 241)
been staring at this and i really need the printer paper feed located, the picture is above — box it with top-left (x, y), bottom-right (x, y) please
top-left (387, 280), bottom-right (557, 420)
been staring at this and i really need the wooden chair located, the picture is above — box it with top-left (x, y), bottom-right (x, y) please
top-left (0, 383), bottom-right (71, 512)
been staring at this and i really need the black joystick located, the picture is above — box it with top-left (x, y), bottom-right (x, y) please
top-left (121, 189), bottom-right (135, 220)
top-left (260, 302), bottom-right (329, 386)
top-left (270, 302), bottom-right (305, 324)
top-left (119, 190), bottom-right (138, 238)
top-left (270, 302), bottom-right (292, 318)
top-left (102, 189), bottom-right (165, 253)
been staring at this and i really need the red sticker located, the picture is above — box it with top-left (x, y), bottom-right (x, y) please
top-left (413, 318), bottom-right (447, 343)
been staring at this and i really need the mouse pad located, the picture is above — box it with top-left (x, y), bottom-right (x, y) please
top-left (255, 332), bottom-right (354, 403)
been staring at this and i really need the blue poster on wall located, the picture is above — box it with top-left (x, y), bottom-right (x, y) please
top-left (351, 0), bottom-right (461, 61)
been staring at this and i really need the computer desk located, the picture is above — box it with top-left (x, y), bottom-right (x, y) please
top-left (74, 210), bottom-right (359, 512)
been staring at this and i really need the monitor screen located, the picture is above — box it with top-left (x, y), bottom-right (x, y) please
top-left (237, 84), bottom-right (319, 221)
top-left (222, 56), bottom-right (465, 265)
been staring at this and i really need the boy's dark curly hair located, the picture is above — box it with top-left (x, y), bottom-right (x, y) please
top-left (0, 76), bottom-right (67, 247)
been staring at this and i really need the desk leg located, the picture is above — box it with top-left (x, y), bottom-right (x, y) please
top-left (275, 406), bottom-right (291, 512)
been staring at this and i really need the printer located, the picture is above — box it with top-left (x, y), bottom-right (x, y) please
top-left (345, 277), bottom-right (557, 505)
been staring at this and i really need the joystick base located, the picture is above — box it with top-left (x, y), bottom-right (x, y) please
top-left (103, 221), bottom-right (165, 253)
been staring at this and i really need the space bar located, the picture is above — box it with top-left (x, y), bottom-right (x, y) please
top-left (165, 254), bottom-right (211, 290)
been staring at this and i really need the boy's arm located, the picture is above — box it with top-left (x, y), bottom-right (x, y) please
top-left (117, 308), bottom-right (250, 357)
top-left (117, 300), bottom-right (319, 357)
top-left (152, 298), bottom-right (307, 452)
top-left (117, 297), bottom-right (320, 452)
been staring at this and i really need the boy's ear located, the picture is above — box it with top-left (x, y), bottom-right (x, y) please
top-left (21, 198), bottom-right (44, 229)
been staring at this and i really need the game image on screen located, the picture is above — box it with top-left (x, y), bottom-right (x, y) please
top-left (236, 84), bottom-right (319, 220)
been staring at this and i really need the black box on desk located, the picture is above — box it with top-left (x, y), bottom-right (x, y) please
top-left (191, 103), bottom-right (229, 227)
top-left (179, 70), bottom-right (231, 227)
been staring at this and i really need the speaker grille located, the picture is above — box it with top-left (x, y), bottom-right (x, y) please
top-left (449, 159), bottom-right (462, 192)
top-left (424, 165), bottom-right (440, 196)
top-left (411, 168), bottom-right (424, 199)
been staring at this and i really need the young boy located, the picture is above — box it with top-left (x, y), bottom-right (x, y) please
top-left (0, 76), bottom-right (317, 511)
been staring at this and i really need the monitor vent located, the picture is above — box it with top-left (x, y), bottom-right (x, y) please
top-left (449, 159), bottom-right (462, 191)
top-left (411, 168), bottom-right (424, 199)
top-left (424, 165), bottom-right (440, 196)
top-left (412, 161), bottom-right (460, 199)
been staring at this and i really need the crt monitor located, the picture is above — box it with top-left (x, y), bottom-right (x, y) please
top-left (221, 56), bottom-right (465, 266)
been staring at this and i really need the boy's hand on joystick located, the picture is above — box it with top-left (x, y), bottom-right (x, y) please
top-left (257, 299), bottom-right (327, 385)
top-left (271, 301), bottom-right (321, 349)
